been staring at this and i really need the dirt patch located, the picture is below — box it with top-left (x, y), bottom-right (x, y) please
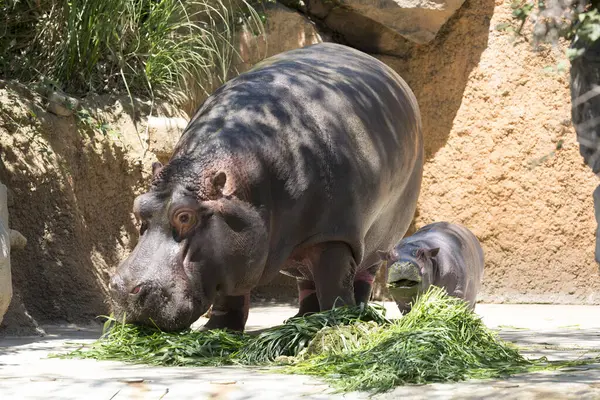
top-left (0, 82), bottom-right (163, 334)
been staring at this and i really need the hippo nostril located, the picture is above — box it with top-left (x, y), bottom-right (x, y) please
top-left (109, 274), bottom-right (125, 294)
top-left (130, 284), bottom-right (143, 295)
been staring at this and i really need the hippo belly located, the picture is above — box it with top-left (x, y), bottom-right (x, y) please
top-left (383, 222), bottom-right (485, 314)
top-left (109, 42), bottom-right (424, 332)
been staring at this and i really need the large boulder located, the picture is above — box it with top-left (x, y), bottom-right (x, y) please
top-left (289, 0), bottom-right (465, 52)
top-left (337, 0), bottom-right (466, 44)
top-left (147, 115), bottom-right (190, 165)
top-left (234, 2), bottom-right (329, 73)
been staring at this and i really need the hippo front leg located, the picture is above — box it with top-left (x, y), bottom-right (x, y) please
top-left (202, 293), bottom-right (250, 331)
top-left (313, 242), bottom-right (357, 311)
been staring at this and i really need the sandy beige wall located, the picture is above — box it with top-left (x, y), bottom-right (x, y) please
top-left (380, 0), bottom-right (600, 304)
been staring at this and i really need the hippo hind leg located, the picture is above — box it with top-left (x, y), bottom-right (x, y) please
top-left (353, 264), bottom-right (380, 306)
top-left (289, 242), bottom-right (356, 317)
top-left (312, 242), bottom-right (356, 311)
top-left (292, 278), bottom-right (321, 318)
top-left (202, 293), bottom-right (250, 331)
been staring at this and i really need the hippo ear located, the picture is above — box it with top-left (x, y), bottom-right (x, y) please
top-left (151, 162), bottom-right (163, 179)
top-left (417, 247), bottom-right (440, 260)
top-left (212, 171), bottom-right (228, 196)
top-left (426, 247), bottom-right (440, 258)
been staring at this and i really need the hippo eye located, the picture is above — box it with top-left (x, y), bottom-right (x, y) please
top-left (172, 209), bottom-right (197, 237)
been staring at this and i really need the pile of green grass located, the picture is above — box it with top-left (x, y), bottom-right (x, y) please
top-left (58, 287), bottom-right (600, 394)
top-left (236, 302), bottom-right (389, 365)
top-left (286, 288), bottom-right (534, 392)
top-left (62, 301), bottom-right (388, 366)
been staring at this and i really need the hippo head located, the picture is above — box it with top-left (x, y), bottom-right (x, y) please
top-left (109, 161), bottom-right (269, 331)
top-left (378, 245), bottom-right (439, 303)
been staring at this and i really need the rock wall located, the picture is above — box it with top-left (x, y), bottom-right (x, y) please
top-left (407, 5), bottom-right (600, 304)
top-left (0, 83), bottom-right (161, 334)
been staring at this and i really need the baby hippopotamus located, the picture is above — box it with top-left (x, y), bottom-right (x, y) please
top-left (378, 222), bottom-right (484, 314)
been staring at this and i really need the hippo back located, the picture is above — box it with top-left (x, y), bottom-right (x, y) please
top-left (171, 43), bottom-right (424, 276)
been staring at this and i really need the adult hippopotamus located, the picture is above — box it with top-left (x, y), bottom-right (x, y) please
top-left (379, 222), bottom-right (484, 314)
top-left (109, 42), bottom-right (424, 332)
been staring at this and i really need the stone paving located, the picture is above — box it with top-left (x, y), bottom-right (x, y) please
top-left (1, 302), bottom-right (599, 399)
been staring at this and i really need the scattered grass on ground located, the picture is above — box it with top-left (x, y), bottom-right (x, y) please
top-left (56, 287), bottom-right (600, 394)
top-left (64, 319), bottom-right (248, 367)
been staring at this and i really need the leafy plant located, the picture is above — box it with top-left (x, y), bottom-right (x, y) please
top-left (285, 287), bottom-right (537, 392)
top-left (63, 316), bottom-right (249, 366)
top-left (508, 0), bottom-right (600, 59)
top-left (0, 0), bottom-right (266, 105)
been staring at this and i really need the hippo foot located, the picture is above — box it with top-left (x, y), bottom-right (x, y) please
top-left (394, 301), bottom-right (413, 315)
top-left (294, 279), bottom-right (321, 318)
top-left (201, 311), bottom-right (247, 331)
top-left (201, 293), bottom-right (250, 332)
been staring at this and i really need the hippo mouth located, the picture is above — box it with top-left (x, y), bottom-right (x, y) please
top-left (388, 279), bottom-right (420, 289)
top-left (110, 285), bottom-right (206, 332)
top-left (386, 261), bottom-right (422, 287)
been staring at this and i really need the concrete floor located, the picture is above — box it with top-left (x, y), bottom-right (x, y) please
top-left (1, 302), bottom-right (600, 399)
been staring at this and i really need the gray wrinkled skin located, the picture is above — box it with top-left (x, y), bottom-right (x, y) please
top-left (109, 43), bottom-right (424, 332)
top-left (570, 35), bottom-right (600, 263)
top-left (571, 35), bottom-right (600, 174)
top-left (381, 222), bottom-right (484, 314)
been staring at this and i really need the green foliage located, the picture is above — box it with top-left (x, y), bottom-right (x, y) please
top-left (0, 0), bottom-right (265, 103)
top-left (62, 315), bottom-right (249, 366)
top-left (57, 302), bottom-right (389, 366)
top-left (508, 0), bottom-right (600, 59)
top-left (569, 7), bottom-right (600, 58)
top-left (75, 108), bottom-right (122, 139)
